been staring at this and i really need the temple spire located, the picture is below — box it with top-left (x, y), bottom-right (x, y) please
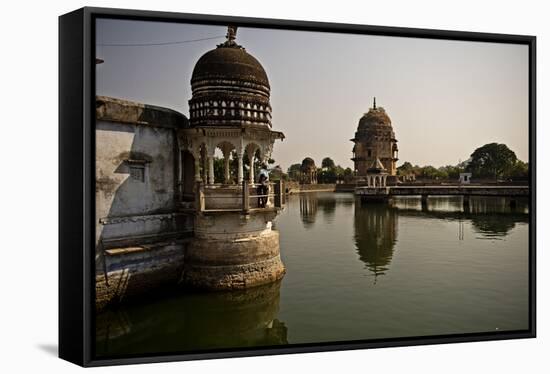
top-left (373, 97), bottom-right (377, 109)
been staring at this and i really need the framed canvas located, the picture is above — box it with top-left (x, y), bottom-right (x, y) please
top-left (59, 6), bottom-right (536, 367)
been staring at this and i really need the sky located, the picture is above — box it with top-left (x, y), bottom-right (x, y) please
top-left (96, 18), bottom-right (529, 171)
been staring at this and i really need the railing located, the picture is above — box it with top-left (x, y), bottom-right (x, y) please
top-left (196, 180), bottom-right (285, 213)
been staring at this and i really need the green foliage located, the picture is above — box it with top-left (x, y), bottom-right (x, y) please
top-left (287, 163), bottom-right (302, 181)
top-left (466, 143), bottom-right (518, 180)
top-left (269, 165), bottom-right (287, 181)
top-left (507, 160), bottom-right (529, 179)
top-left (213, 157), bottom-right (225, 183)
top-left (397, 161), bottom-right (414, 176)
top-left (321, 157), bottom-right (335, 169)
top-left (318, 168), bottom-right (337, 183)
top-left (396, 143), bottom-right (525, 181)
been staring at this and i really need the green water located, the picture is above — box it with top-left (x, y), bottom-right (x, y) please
top-left (95, 193), bottom-right (530, 358)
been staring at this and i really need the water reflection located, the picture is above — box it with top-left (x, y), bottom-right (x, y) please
top-left (353, 201), bottom-right (398, 282)
top-left (96, 193), bottom-right (529, 357)
top-left (393, 197), bottom-right (529, 238)
top-left (96, 281), bottom-right (287, 357)
top-left (299, 193), bottom-right (318, 228)
top-left (299, 193), bottom-right (353, 227)
top-left (351, 196), bottom-right (529, 280)
top-left (320, 196), bottom-right (337, 224)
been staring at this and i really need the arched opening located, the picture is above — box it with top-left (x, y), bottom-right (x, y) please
top-left (244, 143), bottom-right (262, 184)
top-left (213, 141), bottom-right (237, 184)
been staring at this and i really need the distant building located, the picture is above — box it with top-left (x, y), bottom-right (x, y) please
top-left (300, 157), bottom-right (318, 184)
top-left (459, 172), bottom-right (472, 184)
top-left (365, 158), bottom-right (389, 188)
top-left (351, 98), bottom-right (399, 177)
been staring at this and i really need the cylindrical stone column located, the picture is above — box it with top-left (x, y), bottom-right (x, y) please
top-left (224, 154), bottom-right (231, 184)
top-left (208, 156), bottom-right (215, 185)
top-left (249, 154), bottom-right (255, 184)
top-left (237, 154), bottom-right (244, 184)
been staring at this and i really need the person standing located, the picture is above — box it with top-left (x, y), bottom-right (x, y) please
top-left (257, 164), bottom-right (269, 207)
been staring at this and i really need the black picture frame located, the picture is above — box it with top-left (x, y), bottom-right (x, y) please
top-left (59, 6), bottom-right (536, 367)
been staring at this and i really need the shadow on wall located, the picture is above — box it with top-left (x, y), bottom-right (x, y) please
top-left (95, 120), bottom-right (184, 273)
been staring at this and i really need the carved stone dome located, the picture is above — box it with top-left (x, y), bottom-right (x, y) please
top-left (189, 26), bottom-right (272, 128)
top-left (358, 107), bottom-right (392, 130)
top-left (191, 47), bottom-right (270, 88)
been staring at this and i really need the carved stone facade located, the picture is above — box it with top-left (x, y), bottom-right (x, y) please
top-left (95, 26), bottom-right (287, 308)
top-left (300, 157), bottom-right (318, 184)
top-left (351, 99), bottom-right (399, 176)
top-left (178, 26), bottom-right (284, 189)
top-left (180, 26), bottom-right (287, 290)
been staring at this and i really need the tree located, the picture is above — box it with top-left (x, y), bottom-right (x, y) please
top-left (213, 157), bottom-right (225, 183)
top-left (467, 143), bottom-right (517, 180)
top-left (318, 168), bottom-right (337, 183)
top-left (507, 160), bottom-right (529, 179)
top-left (269, 165), bottom-right (287, 181)
top-left (397, 161), bottom-right (414, 176)
top-left (321, 157), bottom-right (335, 169)
top-left (343, 167), bottom-right (354, 182)
top-left (287, 163), bottom-right (302, 181)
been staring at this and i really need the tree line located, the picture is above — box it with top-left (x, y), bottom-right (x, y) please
top-left (285, 157), bottom-right (353, 183)
top-left (209, 142), bottom-right (528, 183)
top-left (398, 143), bottom-right (528, 181)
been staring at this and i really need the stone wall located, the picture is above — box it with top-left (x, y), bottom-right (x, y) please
top-left (95, 242), bottom-right (187, 311)
top-left (96, 121), bottom-right (181, 246)
top-left (95, 97), bottom-right (193, 310)
top-left (184, 211), bottom-right (285, 290)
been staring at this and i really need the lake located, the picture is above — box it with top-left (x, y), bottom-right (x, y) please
top-left (96, 192), bottom-right (529, 357)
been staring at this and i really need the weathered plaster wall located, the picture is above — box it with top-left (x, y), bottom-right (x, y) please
top-left (95, 120), bottom-right (178, 247)
top-left (185, 211), bottom-right (285, 290)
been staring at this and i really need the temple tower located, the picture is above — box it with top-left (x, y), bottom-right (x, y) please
top-left (351, 98), bottom-right (399, 177)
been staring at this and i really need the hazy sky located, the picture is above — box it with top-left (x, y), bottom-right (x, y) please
top-left (96, 19), bottom-right (529, 170)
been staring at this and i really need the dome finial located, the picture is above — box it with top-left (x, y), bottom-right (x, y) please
top-left (373, 97), bottom-right (377, 109)
top-left (227, 25), bottom-right (237, 42)
top-left (218, 25), bottom-right (242, 48)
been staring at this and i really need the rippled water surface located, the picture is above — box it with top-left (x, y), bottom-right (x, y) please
top-left (96, 193), bottom-right (530, 357)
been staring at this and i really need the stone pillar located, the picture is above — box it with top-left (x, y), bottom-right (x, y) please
top-left (237, 153), bottom-right (244, 184)
top-left (208, 156), bottom-right (215, 185)
top-left (194, 157), bottom-right (201, 182)
top-left (224, 153), bottom-right (231, 184)
top-left (202, 153), bottom-right (208, 184)
top-left (249, 153), bottom-right (255, 184)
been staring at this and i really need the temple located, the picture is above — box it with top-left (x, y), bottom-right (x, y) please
top-left (351, 98), bottom-right (399, 180)
top-left (95, 26), bottom-right (286, 310)
top-left (300, 157), bottom-right (318, 184)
